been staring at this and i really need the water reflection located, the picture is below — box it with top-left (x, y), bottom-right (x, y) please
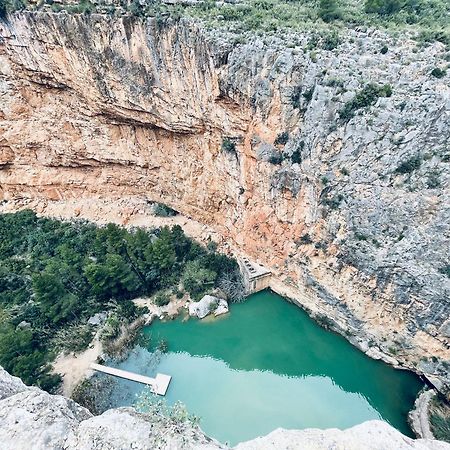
top-left (106, 290), bottom-right (423, 445)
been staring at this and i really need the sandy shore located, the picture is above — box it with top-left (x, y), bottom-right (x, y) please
top-left (53, 334), bottom-right (102, 397)
top-left (52, 294), bottom-right (190, 397)
top-left (133, 294), bottom-right (189, 318)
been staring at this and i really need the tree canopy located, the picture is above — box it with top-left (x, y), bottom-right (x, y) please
top-left (0, 211), bottom-right (240, 391)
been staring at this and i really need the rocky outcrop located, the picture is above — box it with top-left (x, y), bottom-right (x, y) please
top-left (1, 366), bottom-right (449, 449)
top-left (409, 389), bottom-right (436, 439)
top-left (0, 367), bottom-right (221, 449)
top-left (236, 422), bottom-right (450, 450)
top-left (188, 295), bottom-right (228, 318)
top-left (0, 12), bottom-right (449, 391)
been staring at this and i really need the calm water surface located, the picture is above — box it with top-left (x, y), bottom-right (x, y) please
top-left (109, 290), bottom-right (423, 445)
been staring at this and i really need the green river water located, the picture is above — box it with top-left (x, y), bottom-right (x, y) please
top-left (109, 290), bottom-right (424, 446)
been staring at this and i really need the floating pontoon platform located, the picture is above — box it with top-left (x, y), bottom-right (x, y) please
top-left (90, 363), bottom-right (172, 396)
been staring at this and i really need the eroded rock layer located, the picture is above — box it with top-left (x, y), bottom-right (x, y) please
top-left (0, 12), bottom-right (449, 390)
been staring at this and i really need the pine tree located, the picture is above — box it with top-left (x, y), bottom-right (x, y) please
top-left (319, 0), bottom-right (342, 22)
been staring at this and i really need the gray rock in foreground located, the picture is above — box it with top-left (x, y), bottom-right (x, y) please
top-left (1, 366), bottom-right (449, 449)
top-left (235, 423), bottom-right (450, 450)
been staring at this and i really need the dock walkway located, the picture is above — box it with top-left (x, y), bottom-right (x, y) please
top-left (90, 363), bottom-right (171, 396)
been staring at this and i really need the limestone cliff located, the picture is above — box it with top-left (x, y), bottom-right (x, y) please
top-left (1, 366), bottom-right (449, 449)
top-left (0, 12), bottom-right (449, 391)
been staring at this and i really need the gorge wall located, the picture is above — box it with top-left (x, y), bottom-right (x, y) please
top-left (0, 12), bottom-right (449, 391)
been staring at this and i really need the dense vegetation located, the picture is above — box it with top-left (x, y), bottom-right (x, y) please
top-left (0, 210), bottom-right (240, 391)
top-left (1, 0), bottom-right (449, 47)
top-left (431, 412), bottom-right (450, 443)
top-left (430, 396), bottom-right (450, 443)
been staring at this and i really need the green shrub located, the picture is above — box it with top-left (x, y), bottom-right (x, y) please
top-left (208, 299), bottom-right (219, 313)
top-left (315, 314), bottom-right (335, 330)
top-left (325, 78), bottom-right (345, 88)
top-left (51, 323), bottom-right (94, 354)
top-left (431, 67), bottom-right (447, 78)
top-left (395, 155), bottom-right (422, 174)
top-left (430, 412), bottom-right (450, 443)
top-left (0, 0), bottom-right (27, 17)
top-left (380, 45), bottom-right (389, 54)
top-left (71, 377), bottom-right (114, 415)
top-left (153, 202), bottom-right (178, 217)
top-left (323, 194), bottom-right (343, 209)
top-left (291, 86), bottom-right (302, 109)
top-left (101, 314), bottom-right (121, 341)
top-left (355, 231), bottom-right (368, 241)
top-left (221, 138), bottom-right (236, 155)
top-left (439, 265), bottom-right (450, 278)
top-left (182, 260), bottom-right (216, 300)
top-left (322, 31), bottom-right (341, 50)
top-left (129, 0), bottom-right (145, 17)
top-left (206, 240), bottom-right (218, 253)
top-left (307, 34), bottom-right (320, 50)
top-left (174, 289), bottom-right (184, 299)
top-left (318, 0), bottom-right (342, 23)
top-left (299, 234), bottom-right (313, 244)
top-left (66, 0), bottom-right (94, 14)
top-left (154, 292), bottom-right (170, 306)
top-left (365, 0), bottom-right (402, 15)
top-left (418, 30), bottom-right (450, 48)
top-left (290, 149), bottom-right (302, 164)
top-left (268, 153), bottom-right (283, 165)
top-left (427, 171), bottom-right (441, 188)
top-left (303, 87), bottom-right (315, 103)
top-left (0, 0), bottom-right (7, 18)
top-left (339, 83), bottom-right (392, 122)
top-left (274, 131), bottom-right (289, 145)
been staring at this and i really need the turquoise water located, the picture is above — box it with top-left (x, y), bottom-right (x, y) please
top-left (109, 290), bottom-right (423, 446)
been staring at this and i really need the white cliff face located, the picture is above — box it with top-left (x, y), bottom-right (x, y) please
top-left (0, 12), bottom-right (449, 393)
top-left (0, 366), bottom-right (449, 450)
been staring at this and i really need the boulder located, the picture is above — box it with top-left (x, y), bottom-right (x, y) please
top-left (87, 312), bottom-right (108, 326)
top-left (0, 367), bottom-right (27, 401)
top-left (16, 320), bottom-right (31, 329)
top-left (188, 295), bottom-right (227, 319)
top-left (0, 389), bottom-right (92, 450)
top-left (214, 299), bottom-right (229, 317)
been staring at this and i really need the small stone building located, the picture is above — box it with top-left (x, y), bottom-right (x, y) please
top-left (238, 257), bottom-right (271, 293)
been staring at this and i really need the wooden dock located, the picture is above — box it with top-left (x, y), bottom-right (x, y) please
top-left (90, 363), bottom-right (172, 396)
